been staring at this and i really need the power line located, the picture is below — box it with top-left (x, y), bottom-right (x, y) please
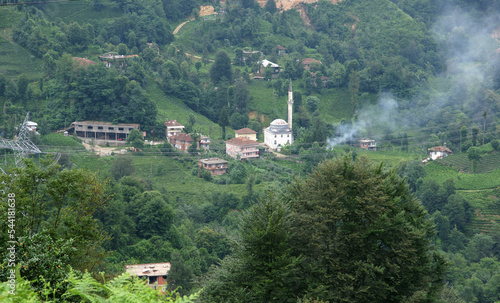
top-left (0, 0), bottom-right (77, 6)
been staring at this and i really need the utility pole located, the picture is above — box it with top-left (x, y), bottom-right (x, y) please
top-left (483, 110), bottom-right (487, 146)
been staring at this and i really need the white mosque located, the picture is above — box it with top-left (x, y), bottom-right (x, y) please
top-left (264, 80), bottom-right (294, 150)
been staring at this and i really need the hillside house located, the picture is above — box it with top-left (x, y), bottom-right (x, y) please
top-left (198, 158), bottom-right (228, 175)
top-left (428, 143), bottom-right (452, 160)
top-left (65, 121), bottom-right (140, 145)
top-left (198, 135), bottom-right (210, 151)
top-left (226, 137), bottom-right (259, 160)
top-left (125, 262), bottom-right (171, 291)
top-left (359, 139), bottom-right (377, 151)
top-left (164, 120), bottom-right (185, 138)
top-left (235, 128), bottom-right (257, 141)
top-left (169, 133), bottom-right (194, 152)
top-left (99, 52), bottom-right (138, 68)
top-left (277, 45), bottom-right (287, 56)
top-left (258, 60), bottom-right (280, 79)
top-left (302, 58), bottom-right (322, 70)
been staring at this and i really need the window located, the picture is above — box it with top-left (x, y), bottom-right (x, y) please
top-left (108, 127), bottom-right (114, 130)
top-left (77, 125), bottom-right (82, 127)
top-left (118, 128), bottom-right (124, 131)
top-left (149, 276), bottom-right (158, 284)
top-left (98, 126), bottom-right (103, 130)
top-left (274, 135), bottom-right (276, 138)
top-left (274, 140), bottom-right (277, 144)
top-left (129, 128), bottom-right (133, 131)
top-left (281, 134), bottom-right (283, 138)
top-left (87, 126), bottom-right (93, 129)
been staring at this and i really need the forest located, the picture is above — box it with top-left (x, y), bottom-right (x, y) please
top-left (1, 0), bottom-right (500, 302)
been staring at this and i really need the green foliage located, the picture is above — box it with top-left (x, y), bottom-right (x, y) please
top-left (202, 156), bottom-right (446, 302)
top-left (109, 155), bottom-right (135, 180)
top-left (467, 146), bottom-right (483, 172)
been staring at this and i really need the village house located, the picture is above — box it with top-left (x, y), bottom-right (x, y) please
top-left (358, 139), bottom-right (377, 151)
top-left (302, 58), bottom-right (322, 70)
top-left (198, 158), bottom-right (228, 175)
top-left (65, 121), bottom-right (140, 145)
top-left (257, 59), bottom-right (280, 79)
top-left (98, 52), bottom-right (139, 68)
top-left (428, 143), bottom-right (452, 160)
top-left (277, 45), bottom-right (287, 56)
top-left (235, 128), bottom-right (257, 141)
top-left (225, 137), bottom-right (260, 160)
top-left (198, 135), bottom-right (210, 151)
top-left (125, 262), bottom-right (171, 291)
top-left (169, 133), bottom-right (194, 152)
top-left (164, 120), bottom-right (185, 138)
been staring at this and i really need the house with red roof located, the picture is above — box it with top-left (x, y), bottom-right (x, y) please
top-left (169, 133), bottom-right (194, 152)
top-left (235, 128), bottom-right (257, 141)
top-left (226, 137), bottom-right (259, 160)
top-left (428, 143), bottom-right (452, 160)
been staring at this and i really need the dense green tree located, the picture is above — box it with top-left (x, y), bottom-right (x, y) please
top-left (210, 51), bottom-right (233, 85)
top-left (287, 156), bottom-right (446, 302)
top-left (264, 0), bottom-right (278, 14)
top-left (397, 160), bottom-right (427, 192)
top-left (202, 156), bottom-right (446, 302)
top-left (110, 155), bottom-right (135, 180)
top-left (467, 146), bottom-right (483, 172)
top-left (218, 107), bottom-right (230, 139)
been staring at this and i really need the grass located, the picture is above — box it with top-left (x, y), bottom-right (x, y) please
top-left (436, 152), bottom-right (500, 174)
top-left (147, 82), bottom-right (224, 139)
top-left (42, 0), bottom-right (122, 24)
top-left (424, 161), bottom-right (500, 190)
top-left (0, 37), bottom-right (43, 79)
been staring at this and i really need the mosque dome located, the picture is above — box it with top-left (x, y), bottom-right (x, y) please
top-left (268, 119), bottom-right (290, 132)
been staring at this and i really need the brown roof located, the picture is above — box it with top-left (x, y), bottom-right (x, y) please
top-left (277, 45), bottom-right (287, 50)
top-left (125, 262), bottom-right (171, 277)
top-left (235, 128), bottom-right (257, 134)
top-left (170, 133), bottom-right (193, 142)
top-left (164, 120), bottom-right (184, 127)
top-left (428, 146), bottom-right (452, 153)
top-left (302, 58), bottom-right (322, 65)
top-left (226, 137), bottom-right (259, 146)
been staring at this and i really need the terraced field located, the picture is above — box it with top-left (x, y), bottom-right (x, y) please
top-left (435, 152), bottom-right (500, 174)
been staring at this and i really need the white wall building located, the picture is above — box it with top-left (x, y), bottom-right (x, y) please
top-left (264, 80), bottom-right (294, 150)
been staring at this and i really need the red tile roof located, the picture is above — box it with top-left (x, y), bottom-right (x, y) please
top-left (302, 58), bottom-right (322, 65)
top-left (226, 137), bottom-right (259, 146)
top-left (428, 146), bottom-right (452, 153)
top-left (235, 128), bottom-right (257, 134)
top-left (164, 120), bottom-right (184, 127)
top-left (170, 133), bottom-right (193, 142)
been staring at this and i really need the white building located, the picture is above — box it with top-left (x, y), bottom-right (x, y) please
top-left (428, 143), bottom-right (452, 160)
top-left (264, 80), bottom-right (294, 150)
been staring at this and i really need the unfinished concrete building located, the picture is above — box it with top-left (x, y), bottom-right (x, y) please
top-left (66, 121), bottom-right (140, 145)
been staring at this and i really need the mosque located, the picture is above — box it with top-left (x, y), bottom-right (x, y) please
top-left (264, 80), bottom-right (294, 150)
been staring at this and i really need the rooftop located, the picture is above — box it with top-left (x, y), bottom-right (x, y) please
top-left (226, 137), bottom-right (260, 146)
top-left (235, 128), bottom-right (257, 134)
top-left (302, 58), bottom-right (322, 65)
top-left (260, 59), bottom-right (280, 68)
top-left (164, 120), bottom-right (184, 127)
top-left (199, 158), bottom-right (228, 165)
top-left (170, 133), bottom-right (193, 142)
top-left (125, 262), bottom-right (171, 277)
top-left (72, 121), bottom-right (140, 127)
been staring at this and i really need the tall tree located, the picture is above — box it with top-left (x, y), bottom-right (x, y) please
top-left (210, 51), bottom-right (233, 85)
top-left (218, 107), bottom-right (229, 140)
top-left (287, 156), bottom-right (446, 301)
top-left (264, 0), bottom-right (278, 14)
top-left (201, 156), bottom-right (446, 302)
